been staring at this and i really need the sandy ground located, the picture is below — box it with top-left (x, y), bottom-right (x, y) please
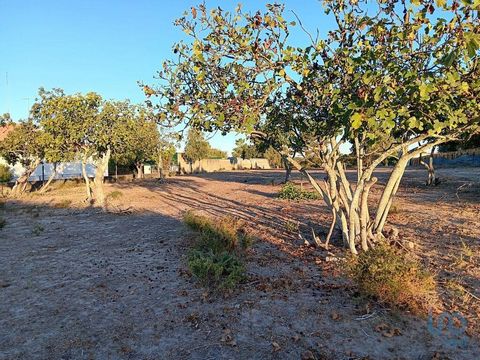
top-left (0, 167), bottom-right (479, 359)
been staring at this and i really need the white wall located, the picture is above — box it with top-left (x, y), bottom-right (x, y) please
top-left (0, 158), bottom-right (107, 181)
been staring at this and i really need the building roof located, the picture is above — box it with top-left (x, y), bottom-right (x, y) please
top-left (0, 124), bottom-right (15, 141)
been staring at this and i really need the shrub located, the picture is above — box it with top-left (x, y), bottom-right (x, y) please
top-left (55, 199), bottom-right (72, 208)
top-left (107, 190), bottom-right (123, 201)
top-left (0, 164), bottom-right (13, 183)
top-left (183, 211), bottom-right (251, 289)
top-left (278, 182), bottom-right (319, 201)
top-left (345, 244), bottom-right (437, 315)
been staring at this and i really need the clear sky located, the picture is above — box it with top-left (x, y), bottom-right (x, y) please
top-left (0, 0), bottom-right (334, 154)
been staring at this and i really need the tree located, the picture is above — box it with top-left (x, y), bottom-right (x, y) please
top-left (263, 146), bottom-right (282, 168)
top-left (157, 137), bottom-right (177, 176)
top-left (112, 104), bottom-right (160, 179)
top-left (146, 1), bottom-right (479, 253)
top-left (208, 147), bottom-right (227, 159)
top-left (232, 138), bottom-right (262, 160)
top-left (0, 121), bottom-right (45, 194)
top-left (183, 128), bottom-right (211, 163)
top-left (31, 88), bottom-right (103, 199)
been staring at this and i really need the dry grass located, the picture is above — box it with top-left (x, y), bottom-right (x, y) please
top-left (346, 244), bottom-right (438, 315)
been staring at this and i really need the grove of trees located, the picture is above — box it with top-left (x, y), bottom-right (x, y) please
top-left (0, 88), bottom-right (174, 209)
top-left (144, 0), bottom-right (479, 253)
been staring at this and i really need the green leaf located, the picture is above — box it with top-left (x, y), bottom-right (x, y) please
top-left (351, 113), bottom-right (363, 130)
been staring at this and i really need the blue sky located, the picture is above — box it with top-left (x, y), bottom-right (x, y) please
top-left (0, 0), bottom-right (334, 154)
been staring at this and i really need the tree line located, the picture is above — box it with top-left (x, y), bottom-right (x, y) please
top-left (0, 88), bottom-right (175, 209)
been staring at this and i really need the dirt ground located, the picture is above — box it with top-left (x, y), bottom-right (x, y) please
top-left (0, 167), bottom-right (479, 359)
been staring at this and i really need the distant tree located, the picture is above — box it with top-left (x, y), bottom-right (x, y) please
top-left (112, 105), bottom-right (160, 179)
top-left (263, 146), bottom-right (282, 168)
top-left (0, 120), bottom-right (45, 194)
top-left (232, 138), bottom-right (262, 160)
top-left (184, 128), bottom-right (211, 163)
top-left (207, 148), bottom-right (227, 159)
top-left (0, 164), bottom-right (13, 183)
top-left (0, 113), bottom-right (12, 126)
top-left (157, 137), bottom-right (177, 175)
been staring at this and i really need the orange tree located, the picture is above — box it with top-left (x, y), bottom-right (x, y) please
top-left (145, 0), bottom-right (479, 253)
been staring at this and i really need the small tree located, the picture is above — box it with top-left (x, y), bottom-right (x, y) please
top-left (0, 121), bottom-right (45, 194)
top-left (184, 128), bottom-right (211, 163)
top-left (112, 104), bottom-right (160, 179)
top-left (0, 164), bottom-right (13, 183)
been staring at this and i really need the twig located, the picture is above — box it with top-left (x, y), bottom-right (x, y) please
top-left (355, 311), bottom-right (378, 321)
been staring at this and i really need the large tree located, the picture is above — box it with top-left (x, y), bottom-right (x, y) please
top-left (31, 88), bottom-right (103, 200)
top-left (146, 0), bottom-right (479, 253)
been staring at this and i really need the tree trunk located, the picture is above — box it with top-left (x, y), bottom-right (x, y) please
top-left (93, 148), bottom-right (111, 211)
top-left (372, 157), bottom-right (408, 235)
top-left (81, 158), bottom-right (93, 203)
top-left (12, 159), bottom-right (41, 195)
top-left (136, 163), bottom-right (144, 179)
top-left (39, 163), bottom-right (65, 193)
top-left (282, 156), bottom-right (292, 183)
top-left (420, 146), bottom-right (437, 186)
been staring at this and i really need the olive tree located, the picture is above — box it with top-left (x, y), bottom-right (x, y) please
top-left (145, 1), bottom-right (479, 253)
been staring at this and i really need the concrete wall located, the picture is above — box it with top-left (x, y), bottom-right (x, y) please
top-left (177, 153), bottom-right (271, 174)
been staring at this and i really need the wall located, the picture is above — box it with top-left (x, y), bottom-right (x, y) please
top-left (0, 158), bottom-right (106, 181)
top-left (409, 148), bottom-right (480, 167)
top-left (177, 153), bottom-right (271, 174)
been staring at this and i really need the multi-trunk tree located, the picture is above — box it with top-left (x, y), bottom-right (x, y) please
top-left (145, 0), bottom-right (479, 253)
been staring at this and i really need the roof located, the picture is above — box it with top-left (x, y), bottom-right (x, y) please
top-left (0, 124), bottom-right (15, 141)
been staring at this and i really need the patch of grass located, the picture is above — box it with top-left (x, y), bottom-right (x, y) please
top-left (55, 199), bottom-right (72, 208)
top-left (345, 244), bottom-right (437, 315)
top-left (107, 190), bottom-right (123, 201)
top-left (453, 241), bottom-right (475, 269)
top-left (183, 211), bottom-right (252, 290)
top-left (32, 223), bottom-right (45, 236)
top-left (285, 220), bottom-right (299, 234)
top-left (389, 204), bottom-right (401, 214)
top-left (278, 182), bottom-right (319, 201)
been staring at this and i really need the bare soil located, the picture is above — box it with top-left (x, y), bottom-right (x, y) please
top-left (0, 167), bottom-right (479, 359)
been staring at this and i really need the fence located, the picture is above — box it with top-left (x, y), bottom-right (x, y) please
top-left (409, 148), bottom-right (480, 167)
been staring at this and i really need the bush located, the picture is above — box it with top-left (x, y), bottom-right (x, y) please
top-left (107, 190), bottom-right (123, 201)
top-left (183, 211), bottom-right (251, 289)
top-left (278, 182), bottom-right (319, 201)
top-left (345, 244), bottom-right (437, 315)
top-left (0, 164), bottom-right (13, 183)
top-left (55, 199), bottom-right (72, 208)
